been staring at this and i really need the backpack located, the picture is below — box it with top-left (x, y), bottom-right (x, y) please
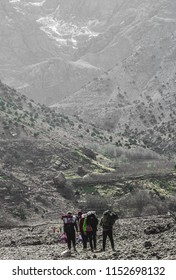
top-left (87, 212), bottom-right (98, 230)
top-left (83, 216), bottom-right (93, 233)
top-left (83, 211), bottom-right (98, 233)
top-left (62, 214), bottom-right (76, 232)
top-left (102, 210), bottom-right (118, 228)
top-left (62, 215), bottom-right (75, 225)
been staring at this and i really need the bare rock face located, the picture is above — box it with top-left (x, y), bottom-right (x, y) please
top-left (81, 147), bottom-right (96, 160)
top-left (144, 223), bottom-right (174, 235)
top-left (53, 172), bottom-right (66, 188)
top-left (77, 166), bottom-right (87, 176)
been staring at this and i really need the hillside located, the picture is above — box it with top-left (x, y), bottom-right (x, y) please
top-left (0, 81), bottom-right (175, 224)
top-left (0, 1), bottom-right (176, 260)
top-left (0, 80), bottom-right (111, 226)
top-left (50, 0), bottom-right (176, 158)
top-left (0, 81), bottom-right (176, 259)
top-left (0, 0), bottom-right (101, 104)
top-left (1, 1), bottom-right (176, 158)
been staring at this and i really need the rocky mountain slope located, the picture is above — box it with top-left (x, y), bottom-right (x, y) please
top-left (0, 80), bottom-right (115, 225)
top-left (1, 1), bottom-right (176, 260)
top-left (0, 215), bottom-right (176, 260)
top-left (0, 81), bottom-right (176, 260)
top-left (0, 81), bottom-right (175, 225)
top-left (51, 0), bottom-right (176, 158)
top-left (1, 1), bottom-right (176, 158)
top-left (0, 0), bottom-right (101, 104)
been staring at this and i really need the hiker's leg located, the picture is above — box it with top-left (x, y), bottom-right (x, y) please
top-left (87, 232), bottom-right (93, 251)
top-left (108, 230), bottom-right (115, 250)
top-left (89, 232), bottom-right (94, 251)
top-left (71, 231), bottom-right (76, 250)
top-left (103, 230), bottom-right (108, 250)
top-left (82, 232), bottom-right (87, 249)
top-left (72, 231), bottom-right (76, 246)
top-left (66, 232), bottom-right (71, 250)
top-left (93, 231), bottom-right (96, 249)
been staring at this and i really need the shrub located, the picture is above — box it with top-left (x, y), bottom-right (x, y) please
top-left (85, 194), bottom-right (111, 214)
top-left (118, 190), bottom-right (168, 217)
top-left (12, 207), bottom-right (26, 220)
top-left (166, 195), bottom-right (176, 212)
top-left (34, 132), bottom-right (40, 137)
top-left (141, 204), bottom-right (158, 216)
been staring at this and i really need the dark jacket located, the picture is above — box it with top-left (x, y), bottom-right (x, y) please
top-left (100, 211), bottom-right (118, 231)
top-left (62, 215), bottom-right (78, 233)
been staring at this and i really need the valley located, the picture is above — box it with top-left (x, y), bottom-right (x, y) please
top-left (0, 0), bottom-right (176, 260)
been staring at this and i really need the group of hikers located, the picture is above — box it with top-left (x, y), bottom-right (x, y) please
top-left (61, 209), bottom-right (118, 252)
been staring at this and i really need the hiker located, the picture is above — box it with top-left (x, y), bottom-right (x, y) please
top-left (83, 211), bottom-right (98, 252)
top-left (100, 210), bottom-right (118, 251)
top-left (62, 211), bottom-right (78, 251)
top-left (78, 213), bottom-right (88, 249)
top-left (77, 210), bottom-right (83, 225)
top-left (87, 211), bottom-right (98, 250)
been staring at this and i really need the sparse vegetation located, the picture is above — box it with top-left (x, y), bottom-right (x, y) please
top-left (118, 189), bottom-right (176, 218)
top-left (85, 194), bottom-right (110, 214)
top-left (12, 207), bottom-right (26, 220)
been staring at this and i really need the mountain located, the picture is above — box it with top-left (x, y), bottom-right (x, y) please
top-left (0, 1), bottom-right (176, 259)
top-left (0, 90), bottom-right (176, 261)
top-left (0, 0), bottom-right (101, 104)
top-left (49, 0), bottom-right (176, 158)
top-left (0, 83), bottom-right (176, 261)
top-left (0, 80), bottom-right (112, 225)
top-left (0, 80), bottom-right (175, 224)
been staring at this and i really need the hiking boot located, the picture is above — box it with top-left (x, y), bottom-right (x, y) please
top-left (73, 246), bottom-right (77, 252)
top-left (112, 248), bottom-right (116, 252)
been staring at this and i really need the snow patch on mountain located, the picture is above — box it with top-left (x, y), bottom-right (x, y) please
top-left (153, 15), bottom-right (176, 22)
top-left (9, 0), bottom-right (21, 3)
top-left (13, 6), bottom-right (25, 15)
top-left (69, 59), bottom-right (100, 69)
top-left (27, 0), bottom-right (46, 7)
top-left (37, 15), bottom-right (99, 48)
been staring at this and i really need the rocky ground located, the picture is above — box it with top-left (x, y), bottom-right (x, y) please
top-left (0, 215), bottom-right (175, 260)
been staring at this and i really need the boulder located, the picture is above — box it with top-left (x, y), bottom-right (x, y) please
top-left (77, 166), bottom-right (87, 176)
top-left (81, 147), bottom-right (96, 160)
top-left (144, 241), bottom-right (152, 249)
top-left (61, 249), bottom-right (71, 258)
top-left (144, 223), bottom-right (173, 235)
top-left (53, 172), bottom-right (66, 188)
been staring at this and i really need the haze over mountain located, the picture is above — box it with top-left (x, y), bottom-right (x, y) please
top-left (0, 0), bottom-right (175, 158)
top-left (0, 0), bottom-right (102, 104)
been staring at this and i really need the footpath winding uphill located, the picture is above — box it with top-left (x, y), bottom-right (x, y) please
top-left (0, 215), bottom-right (175, 260)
